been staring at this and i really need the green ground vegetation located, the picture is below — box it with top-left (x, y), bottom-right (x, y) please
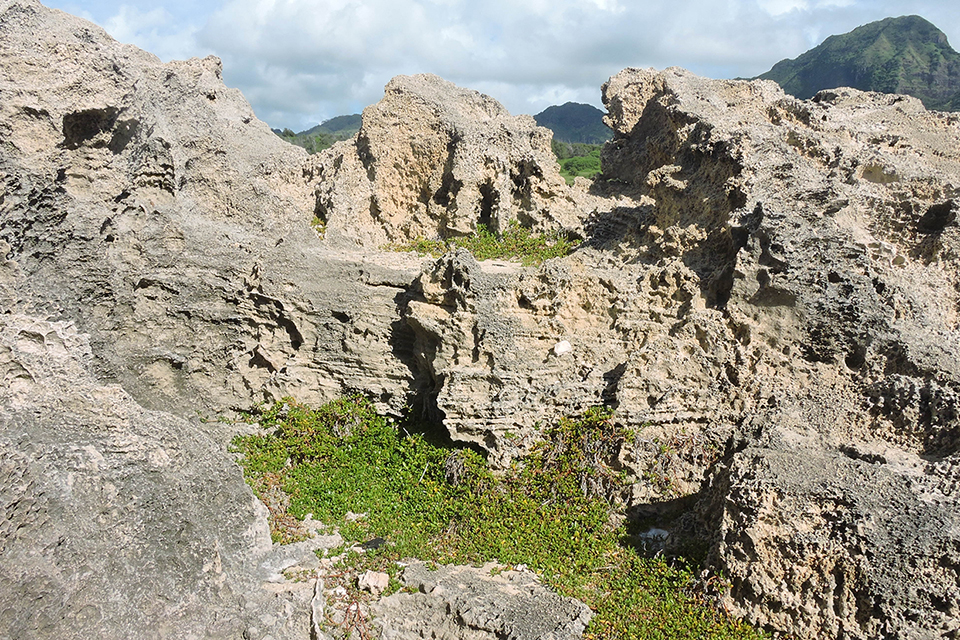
top-left (552, 140), bottom-right (603, 185)
top-left (390, 221), bottom-right (578, 266)
top-left (231, 396), bottom-right (768, 640)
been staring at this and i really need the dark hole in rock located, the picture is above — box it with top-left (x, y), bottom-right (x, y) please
top-left (478, 180), bottom-right (496, 228)
top-left (247, 350), bottom-right (276, 372)
top-left (601, 362), bottom-right (627, 408)
top-left (108, 119), bottom-right (138, 154)
top-left (845, 346), bottom-right (866, 370)
top-left (62, 107), bottom-right (119, 149)
top-left (828, 271), bottom-right (842, 284)
top-left (917, 200), bottom-right (956, 234)
top-left (314, 200), bottom-right (329, 225)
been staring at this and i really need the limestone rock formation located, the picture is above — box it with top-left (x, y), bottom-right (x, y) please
top-left (398, 67), bottom-right (960, 637)
top-left (371, 562), bottom-right (593, 640)
top-left (312, 74), bottom-right (581, 247)
top-left (0, 2), bottom-right (597, 638)
top-left (0, 0), bottom-right (422, 421)
top-left (3, 0), bottom-right (960, 637)
top-left (0, 1), bottom-right (422, 636)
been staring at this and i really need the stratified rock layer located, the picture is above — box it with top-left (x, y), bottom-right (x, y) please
top-left (0, 1), bottom-right (421, 636)
top-left (312, 73), bottom-right (580, 247)
top-left (0, 2), bottom-right (595, 638)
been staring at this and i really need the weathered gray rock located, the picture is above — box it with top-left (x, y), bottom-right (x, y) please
top-left (0, 1), bottom-right (418, 638)
top-left (312, 73), bottom-right (581, 247)
top-left (0, 312), bottom-right (320, 639)
top-left (704, 430), bottom-right (960, 640)
top-left (370, 562), bottom-right (592, 640)
top-left (0, 0), bottom-right (424, 422)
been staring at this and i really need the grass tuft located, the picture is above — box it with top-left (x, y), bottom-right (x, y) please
top-left (388, 222), bottom-right (578, 266)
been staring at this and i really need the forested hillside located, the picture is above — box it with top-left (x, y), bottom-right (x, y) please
top-left (534, 102), bottom-right (611, 144)
top-left (756, 15), bottom-right (960, 111)
top-left (273, 114), bottom-right (362, 154)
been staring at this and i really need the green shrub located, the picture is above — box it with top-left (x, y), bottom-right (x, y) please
top-left (389, 222), bottom-right (577, 266)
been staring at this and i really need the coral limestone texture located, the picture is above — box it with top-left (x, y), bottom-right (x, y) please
top-left (1, 0), bottom-right (960, 637)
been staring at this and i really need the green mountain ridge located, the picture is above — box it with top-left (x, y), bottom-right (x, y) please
top-left (273, 114), bottom-right (362, 154)
top-left (298, 113), bottom-right (363, 138)
top-left (533, 102), bottom-right (612, 144)
top-left (756, 15), bottom-right (960, 111)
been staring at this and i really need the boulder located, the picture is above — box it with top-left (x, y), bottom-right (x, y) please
top-left (370, 561), bottom-right (592, 640)
top-left (0, 313), bottom-right (314, 639)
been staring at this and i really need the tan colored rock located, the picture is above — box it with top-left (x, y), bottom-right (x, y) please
top-left (312, 74), bottom-right (581, 247)
top-left (358, 569), bottom-right (390, 596)
top-left (400, 67), bottom-right (960, 638)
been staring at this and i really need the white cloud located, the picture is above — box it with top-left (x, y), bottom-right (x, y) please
top-left (44, 0), bottom-right (960, 130)
top-left (103, 5), bottom-right (172, 42)
top-left (758, 0), bottom-right (808, 17)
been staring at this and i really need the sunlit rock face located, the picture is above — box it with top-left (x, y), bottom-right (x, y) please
top-left (311, 73), bottom-right (581, 248)
top-left (2, 0), bottom-right (960, 637)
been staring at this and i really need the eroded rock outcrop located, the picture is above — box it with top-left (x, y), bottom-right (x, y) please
top-left (312, 74), bottom-right (581, 247)
top-left (0, 0), bottom-right (424, 421)
top-left (3, 0), bottom-right (960, 637)
top-left (0, 1), bottom-right (415, 637)
top-left (0, 2), bottom-right (598, 638)
top-left (398, 67), bottom-right (960, 638)
top-left (0, 313), bottom-right (316, 639)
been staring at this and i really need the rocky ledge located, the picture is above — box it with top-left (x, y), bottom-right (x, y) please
top-left (1, 1), bottom-right (959, 639)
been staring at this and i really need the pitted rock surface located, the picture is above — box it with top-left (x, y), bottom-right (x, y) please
top-left (397, 67), bottom-right (960, 638)
top-left (2, 1), bottom-right (960, 638)
top-left (370, 562), bottom-right (592, 640)
top-left (0, 0), bottom-right (425, 421)
top-left (312, 73), bottom-right (581, 247)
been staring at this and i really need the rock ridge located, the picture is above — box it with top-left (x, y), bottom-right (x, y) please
top-left (1, 1), bottom-right (960, 639)
top-left (312, 73), bottom-right (581, 247)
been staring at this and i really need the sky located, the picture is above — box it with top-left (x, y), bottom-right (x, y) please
top-left (45, 0), bottom-right (960, 131)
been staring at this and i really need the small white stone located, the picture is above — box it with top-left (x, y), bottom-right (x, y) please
top-left (358, 570), bottom-right (390, 596)
top-left (553, 340), bottom-right (572, 355)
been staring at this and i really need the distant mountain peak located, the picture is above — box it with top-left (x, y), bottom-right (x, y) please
top-left (533, 102), bottom-right (612, 144)
top-left (756, 15), bottom-right (960, 111)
